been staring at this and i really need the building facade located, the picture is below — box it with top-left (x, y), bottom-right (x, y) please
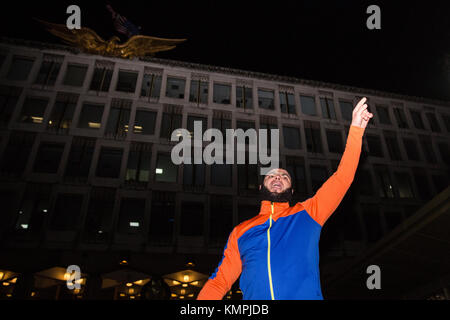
top-left (0, 38), bottom-right (449, 300)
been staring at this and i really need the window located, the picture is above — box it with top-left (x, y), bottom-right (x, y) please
top-left (17, 97), bottom-right (48, 124)
top-left (394, 172), bottom-right (415, 198)
top-left (310, 165), bottom-right (328, 193)
top-left (90, 62), bottom-right (114, 92)
top-left (50, 193), bottom-right (83, 231)
top-left (63, 64), bottom-right (88, 87)
top-left (418, 136), bottom-right (437, 163)
top-left (187, 115), bottom-right (207, 137)
top-left (236, 86), bottom-right (253, 109)
top-left (160, 112), bottom-right (182, 139)
top-left (320, 98), bottom-right (336, 120)
top-left (366, 135), bottom-right (384, 158)
top-left (96, 147), bottom-right (123, 178)
top-left (180, 202), bottom-right (204, 236)
top-left (34, 55), bottom-right (62, 86)
top-left (83, 187), bottom-right (115, 243)
top-left (238, 204), bottom-right (258, 224)
top-left (441, 113), bottom-right (450, 132)
top-left (285, 157), bottom-right (307, 197)
top-left (116, 70), bottom-right (138, 93)
top-left (300, 95), bottom-right (316, 116)
top-left (155, 153), bottom-right (178, 183)
top-left (211, 157), bottom-right (232, 187)
top-left (132, 110), bottom-right (156, 135)
top-left (393, 108), bottom-right (409, 129)
top-left (326, 130), bottom-right (343, 154)
top-left (236, 120), bottom-right (255, 131)
top-left (33, 142), bottom-right (65, 174)
top-left (304, 121), bottom-right (322, 153)
top-left (258, 89), bottom-right (274, 110)
top-left (105, 99), bottom-right (131, 138)
top-left (47, 93), bottom-right (78, 132)
top-left (183, 162), bottom-right (205, 188)
top-left (141, 73), bottom-right (162, 98)
top-left (361, 205), bottom-right (382, 243)
top-left (126, 143), bottom-right (152, 183)
top-left (0, 85), bottom-right (22, 126)
top-left (283, 126), bottom-right (301, 149)
top-left (209, 195), bottom-right (233, 244)
top-left (384, 132), bottom-right (402, 161)
top-left (376, 105), bottom-right (391, 124)
top-left (403, 138), bottom-right (421, 161)
top-left (0, 131), bottom-right (36, 176)
top-left (374, 166), bottom-right (395, 198)
top-left (7, 56), bottom-right (34, 81)
top-left (149, 191), bottom-right (175, 243)
top-left (412, 168), bottom-right (432, 201)
top-left (117, 198), bottom-right (146, 234)
top-left (64, 137), bottom-right (95, 181)
top-left (213, 83), bottom-right (231, 104)
top-left (355, 169), bottom-right (374, 196)
top-left (432, 174), bottom-right (448, 194)
top-left (280, 92), bottom-right (296, 114)
top-left (425, 112), bottom-right (441, 133)
top-left (339, 100), bottom-right (353, 121)
top-left (384, 211), bottom-right (403, 233)
top-left (212, 116), bottom-right (232, 136)
top-left (189, 79), bottom-right (208, 104)
top-left (437, 142), bottom-right (450, 165)
top-left (238, 152), bottom-right (259, 192)
top-left (77, 103), bottom-right (104, 129)
top-left (259, 119), bottom-right (277, 151)
top-left (166, 77), bottom-right (186, 99)
top-left (410, 110), bottom-right (425, 130)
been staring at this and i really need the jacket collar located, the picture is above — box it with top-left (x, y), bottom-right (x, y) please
top-left (259, 200), bottom-right (291, 216)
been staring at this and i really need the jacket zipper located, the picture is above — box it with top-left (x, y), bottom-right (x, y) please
top-left (267, 202), bottom-right (275, 300)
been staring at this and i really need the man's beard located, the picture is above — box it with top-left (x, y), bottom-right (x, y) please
top-left (259, 184), bottom-right (293, 203)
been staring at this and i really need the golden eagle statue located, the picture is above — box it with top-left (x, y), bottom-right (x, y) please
top-left (35, 19), bottom-right (186, 59)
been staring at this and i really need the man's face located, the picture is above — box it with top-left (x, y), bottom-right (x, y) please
top-left (262, 169), bottom-right (292, 193)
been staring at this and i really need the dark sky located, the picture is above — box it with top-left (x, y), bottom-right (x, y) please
top-left (1, 0), bottom-right (449, 101)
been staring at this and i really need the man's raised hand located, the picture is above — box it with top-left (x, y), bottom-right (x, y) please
top-left (351, 97), bottom-right (373, 129)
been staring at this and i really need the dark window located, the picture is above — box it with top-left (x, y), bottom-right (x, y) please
top-left (410, 110), bottom-right (425, 130)
top-left (187, 115), bottom-right (207, 137)
top-left (300, 95), bottom-right (316, 116)
top-left (155, 153), bottom-right (177, 183)
top-left (432, 174), bottom-right (448, 194)
top-left (286, 157), bottom-right (307, 198)
top-left (63, 64), bottom-right (88, 87)
top-left (34, 58), bottom-right (62, 86)
top-left (160, 112), bottom-right (182, 139)
top-left (394, 172), bottom-right (415, 198)
top-left (133, 109), bottom-right (157, 135)
top-left (310, 165), bottom-right (328, 193)
top-left (280, 92), bottom-right (296, 114)
top-left (33, 142), bottom-right (65, 174)
top-left (209, 195), bottom-right (233, 244)
top-left (441, 113), bottom-right (450, 132)
top-left (236, 120), bottom-right (255, 131)
top-left (183, 162), bottom-right (205, 188)
top-left (426, 112), bottom-right (441, 133)
top-left (437, 142), bottom-right (450, 165)
top-left (283, 126), bottom-right (301, 149)
top-left (126, 143), bottom-right (152, 183)
top-left (166, 77), bottom-right (185, 99)
top-left (105, 100), bottom-right (131, 138)
top-left (0, 131), bottom-right (36, 176)
top-left (7, 56), bottom-right (34, 81)
top-left (320, 98), bottom-right (336, 120)
top-left (412, 168), bottom-right (432, 201)
top-left (326, 130), bottom-right (343, 154)
top-left (258, 89), bottom-right (274, 110)
top-left (361, 205), bottom-right (382, 243)
top-left (90, 67), bottom-right (113, 92)
top-left (236, 86), bottom-right (253, 109)
top-left (83, 187), bottom-right (115, 243)
top-left (213, 83), bottom-right (231, 104)
top-left (17, 97), bottom-right (48, 124)
top-left (384, 132), bottom-right (402, 161)
top-left (77, 103), bottom-right (104, 129)
top-left (180, 202), bottom-right (204, 236)
top-left (0, 85), bottom-right (22, 126)
top-left (418, 136), bottom-right (437, 163)
top-left (403, 138), bottom-right (421, 161)
top-left (366, 135), bottom-right (384, 158)
top-left (189, 80), bottom-right (208, 104)
top-left (211, 156), bottom-right (232, 187)
top-left (376, 105), bottom-right (391, 124)
top-left (47, 93), bottom-right (78, 132)
top-left (304, 121), bottom-right (322, 153)
top-left (50, 193), bottom-right (83, 231)
top-left (339, 100), bottom-right (353, 121)
top-left (149, 191), bottom-right (175, 243)
top-left (116, 70), bottom-right (138, 93)
top-left (117, 198), bottom-right (146, 234)
top-left (393, 108), bottom-right (409, 129)
top-left (384, 211), bottom-right (403, 233)
top-left (65, 137), bottom-right (95, 181)
top-left (259, 121), bottom-right (277, 151)
top-left (212, 117), bottom-right (232, 137)
top-left (238, 153), bottom-right (259, 192)
top-left (238, 204), bottom-right (258, 224)
top-left (355, 169), bottom-right (374, 196)
top-left (96, 147), bottom-right (123, 178)
top-left (375, 166), bottom-right (395, 198)
top-left (141, 73), bottom-right (162, 98)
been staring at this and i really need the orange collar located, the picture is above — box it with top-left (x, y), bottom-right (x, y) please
top-left (259, 200), bottom-right (291, 216)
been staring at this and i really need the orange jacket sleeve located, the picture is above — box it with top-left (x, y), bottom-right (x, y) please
top-left (301, 125), bottom-right (365, 226)
top-left (197, 228), bottom-right (242, 300)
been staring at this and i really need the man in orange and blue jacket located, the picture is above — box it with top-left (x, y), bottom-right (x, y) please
top-left (198, 97), bottom-right (373, 300)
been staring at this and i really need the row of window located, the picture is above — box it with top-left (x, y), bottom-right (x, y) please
top-left (3, 54), bottom-right (450, 133)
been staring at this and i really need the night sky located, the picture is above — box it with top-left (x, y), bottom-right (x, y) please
top-left (1, 0), bottom-right (449, 101)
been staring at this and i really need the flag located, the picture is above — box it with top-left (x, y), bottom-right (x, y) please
top-left (106, 4), bottom-right (141, 39)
